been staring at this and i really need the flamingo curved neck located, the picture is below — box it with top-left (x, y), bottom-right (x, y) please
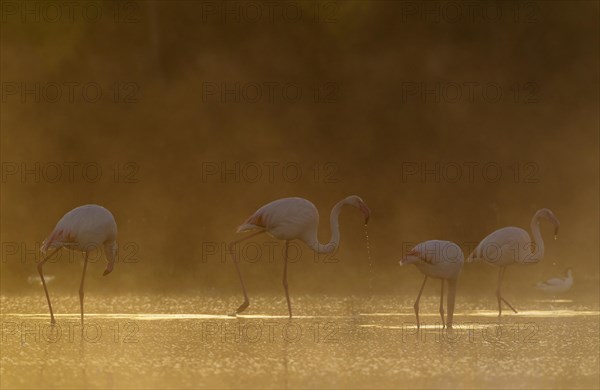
top-left (529, 214), bottom-right (545, 261)
top-left (309, 200), bottom-right (344, 254)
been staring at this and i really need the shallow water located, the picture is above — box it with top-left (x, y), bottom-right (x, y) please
top-left (1, 294), bottom-right (599, 389)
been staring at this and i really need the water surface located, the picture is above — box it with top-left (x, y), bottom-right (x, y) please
top-left (1, 294), bottom-right (598, 389)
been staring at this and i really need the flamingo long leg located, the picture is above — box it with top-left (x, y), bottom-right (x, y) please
top-left (496, 267), bottom-right (504, 316)
top-left (227, 231), bottom-right (264, 315)
top-left (501, 299), bottom-right (518, 313)
top-left (500, 267), bottom-right (518, 313)
top-left (439, 279), bottom-right (445, 329)
top-left (497, 266), bottom-right (518, 316)
top-left (446, 279), bottom-right (458, 329)
top-left (79, 252), bottom-right (89, 326)
top-left (283, 240), bottom-right (292, 318)
top-left (500, 288), bottom-right (518, 314)
top-left (413, 275), bottom-right (428, 329)
top-left (37, 248), bottom-right (60, 324)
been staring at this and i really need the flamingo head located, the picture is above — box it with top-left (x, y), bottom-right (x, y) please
top-left (345, 195), bottom-right (371, 224)
top-left (103, 241), bottom-right (117, 276)
top-left (566, 268), bottom-right (573, 278)
top-left (399, 249), bottom-right (419, 266)
top-left (103, 262), bottom-right (114, 276)
top-left (535, 208), bottom-right (560, 240)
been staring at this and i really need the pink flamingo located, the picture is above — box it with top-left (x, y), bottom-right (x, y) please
top-left (38, 204), bottom-right (117, 324)
top-left (467, 208), bottom-right (560, 316)
top-left (229, 196), bottom-right (371, 317)
top-left (400, 240), bottom-right (464, 329)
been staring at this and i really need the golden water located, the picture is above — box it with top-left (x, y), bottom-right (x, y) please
top-left (1, 294), bottom-right (598, 389)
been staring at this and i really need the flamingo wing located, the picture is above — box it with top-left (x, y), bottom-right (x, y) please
top-left (409, 248), bottom-right (435, 264)
top-left (41, 228), bottom-right (77, 254)
top-left (237, 210), bottom-right (267, 233)
top-left (400, 245), bottom-right (436, 266)
top-left (468, 227), bottom-right (530, 266)
top-left (236, 197), bottom-right (318, 240)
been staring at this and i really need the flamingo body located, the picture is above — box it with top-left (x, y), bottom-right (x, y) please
top-left (400, 240), bottom-right (464, 328)
top-left (467, 208), bottom-right (560, 316)
top-left (229, 195), bottom-right (371, 317)
top-left (42, 204), bottom-right (117, 259)
top-left (469, 227), bottom-right (532, 266)
top-left (38, 204), bottom-right (117, 324)
top-left (237, 197), bottom-right (318, 243)
top-left (401, 240), bottom-right (464, 279)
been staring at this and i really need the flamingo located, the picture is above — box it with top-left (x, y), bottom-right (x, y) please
top-left (228, 195), bottom-right (371, 317)
top-left (399, 240), bottom-right (464, 329)
top-left (536, 269), bottom-right (573, 293)
top-left (38, 204), bottom-right (117, 325)
top-left (467, 208), bottom-right (560, 316)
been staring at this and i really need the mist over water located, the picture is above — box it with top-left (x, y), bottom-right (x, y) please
top-left (1, 1), bottom-right (598, 389)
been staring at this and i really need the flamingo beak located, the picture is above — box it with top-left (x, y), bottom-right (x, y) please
top-left (360, 202), bottom-right (371, 225)
top-left (554, 227), bottom-right (559, 240)
top-left (103, 262), bottom-right (114, 276)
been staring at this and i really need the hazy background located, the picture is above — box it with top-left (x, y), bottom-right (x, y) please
top-left (1, 1), bottom-right (598, 303)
